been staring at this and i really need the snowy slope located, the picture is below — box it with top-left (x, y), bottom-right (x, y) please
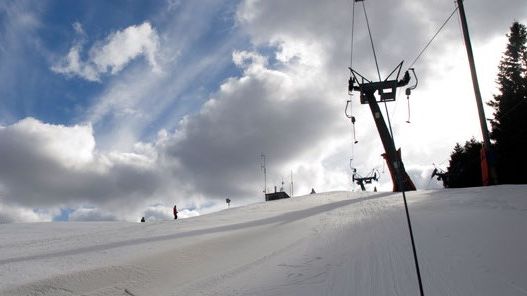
top-left (1, 186), bottom-right (526, 295)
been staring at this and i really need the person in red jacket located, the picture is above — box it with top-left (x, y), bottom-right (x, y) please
top-left (173, 205), bottom-right (178, 220)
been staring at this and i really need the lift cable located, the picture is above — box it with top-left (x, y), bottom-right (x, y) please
top-left (349, 2), bottom-right (426, 295)
top-left (361, 0), bottom-right (381, 81)
top-left (346, 0), bottom-right (359, 156)
top-left (360, 0), bottom-right (395, 139)
top-left (349, 0), bottom-right (356, 69)
top-left (389, 4), bottom-right (458, 124)
top-left (407, 5), bottom-right (459, 70)
top-left (399, 180), bottom-right (425, 296)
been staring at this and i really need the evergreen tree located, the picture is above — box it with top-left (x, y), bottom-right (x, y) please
top-left (447, 138), bottom-right (483, 188)
top-left (488, 22), bottom-right (527, 184)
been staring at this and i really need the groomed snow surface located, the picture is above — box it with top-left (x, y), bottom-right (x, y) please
top-left (1, 185), bottom-right (526, 295)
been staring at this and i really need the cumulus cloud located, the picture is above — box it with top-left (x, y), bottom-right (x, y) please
top-left (142, 204), bottom-right (173, 221)
top-left (0, 118), bottom-right (165, 209)
top-left (158, 48), bottom-right (346, 199)
top-left (52, 43), bottom-right (100, 81)
top-left (0, 40), bottom-right (348, 221)
top-left (142, 204), bottom-right (199, 221)
top-left (69, 207), bottom-right (117, 222)
top-left (0, 117), bottom-right (218, 223)
top-left (52, 22), bottom-right (160, 81)
top-left (0, 204), bottom-right (57, 224)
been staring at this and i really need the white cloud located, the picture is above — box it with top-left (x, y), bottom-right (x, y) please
top-left (142, 204), bottom-right (200, 221)
top-left (157, 46), bottom-right (346, 199)
top-left (69, 207), bottom-right (117, 222)
top-left (6, 117), bottom-right (95, 168)
top-left (0, 204), bottom-right (57, 223)
top-left (52, 43), bottom-right (100, 81)
top-left (72, 22), bottom-right (85, 36)
top-left (0, 118), bottom-right (166, 209)
top-left (0, 117), bottom-right (217, 223)
top-left (178, 208), bottom-right (200, 218)
top-left (91, 22), bottom-right (160, 74)
top-left (52, 22), bottom-right (160, 81)
top-left (232, 50), bottom-right (267, 69)
top-left (143, 204), bottom-right (173, 221)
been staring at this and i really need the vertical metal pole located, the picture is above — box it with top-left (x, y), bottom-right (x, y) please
top-left (456, 0), bottom-right (498, 184)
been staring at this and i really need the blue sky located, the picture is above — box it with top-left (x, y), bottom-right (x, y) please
top-left (0, 0), bottom-right (526, 223)
top-left (1, 0), bottom-right (245, 137)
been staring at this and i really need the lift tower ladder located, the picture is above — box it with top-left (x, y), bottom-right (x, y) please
top-left (349, 62), bottom-right (416, 192)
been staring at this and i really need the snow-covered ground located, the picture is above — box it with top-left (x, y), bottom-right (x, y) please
top-left (1, 185), bottom-right (526, 295)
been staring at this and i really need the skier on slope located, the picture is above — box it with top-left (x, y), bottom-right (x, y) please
top-left (173, 205), bottom-right (178, 220)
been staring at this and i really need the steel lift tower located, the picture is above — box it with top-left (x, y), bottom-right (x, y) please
top-left (348, 62), bottom-right (417, 192)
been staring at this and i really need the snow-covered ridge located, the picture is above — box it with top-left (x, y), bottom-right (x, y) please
top-left (1, 186), bottom-right (526, 295)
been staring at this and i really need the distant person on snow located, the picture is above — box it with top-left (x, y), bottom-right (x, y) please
top-left (173, 205), bottom-right (178, 220)
top-left (310, 188), bottom-right (316, 194)
top-left (140, 217), bottom-right (145, 223)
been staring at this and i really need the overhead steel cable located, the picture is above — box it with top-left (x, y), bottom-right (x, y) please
top-left (349, 2), bottom-right (426, 295)
top-left (407, 5), bottom-right (460, 70)
top-left (360, 0), bottom-right (395, 139)
top-left (361, 0), bottom-right (382, 81)
top-left (349, 0), bottom-right (356, 69)
top-left (389, 4), bottom-right (459, 123)
top-left (347, 0), bottom-right (359, 155)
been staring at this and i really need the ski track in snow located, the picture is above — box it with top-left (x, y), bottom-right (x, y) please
top-left (0, 186), bottom-right (526, 295)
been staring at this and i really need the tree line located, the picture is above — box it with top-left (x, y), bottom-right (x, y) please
top-left (444, 22), bottom-right (527, 188)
